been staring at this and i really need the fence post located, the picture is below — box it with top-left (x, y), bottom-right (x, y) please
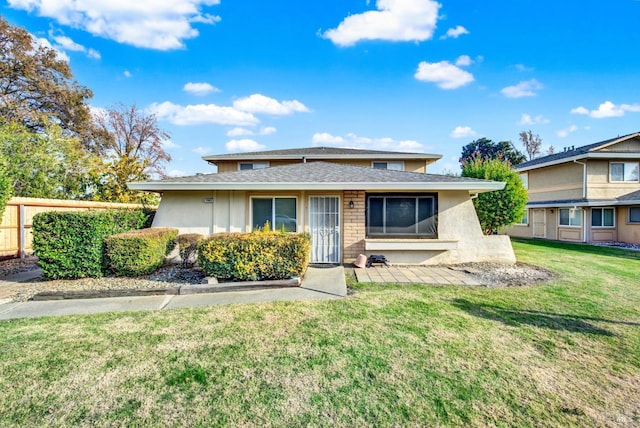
top-left (19, 204), bottom-right (25, 259)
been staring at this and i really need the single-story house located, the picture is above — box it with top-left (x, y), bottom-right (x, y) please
top-left (129, 147), bottom-right (516, 265)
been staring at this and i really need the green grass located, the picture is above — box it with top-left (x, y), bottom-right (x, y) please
top-left (1, 239), bottom-right (639, 427)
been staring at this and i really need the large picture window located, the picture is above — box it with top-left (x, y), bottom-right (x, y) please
top-left (591, 208), bottom-right (614, 228)
top-left (559, 208), bottom-right (582, 227)
top-left (367, 194), bottom-right (437, 237)
top-left (251, 197), bottom-right (297, 232)
top-left (610, 162), bottom-right (639, 182)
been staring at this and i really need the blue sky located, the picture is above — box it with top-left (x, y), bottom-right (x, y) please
top-left (3, 0), bottom-right (640, 176)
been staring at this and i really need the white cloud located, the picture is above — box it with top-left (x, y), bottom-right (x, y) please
top-left (518, 114), bottom-right (550, 125)
top-left (167, 169), bottom-right (189, 177)
top-left (514, 64), bottom-right (533, 72)
top-left (570, 101), bottom-right (640, 119)
top-left (233, 94), bottom-right (310, 115)
top-left (454, 55), bottom-right (473, 66)
top-left (450, 126), bottom-right (477, 139)
top-left (192, 146), bottom-right (212, 155)
top-left (226, 126), bottom-right (277, 137)
top-left (323, 0), bottom-right (441, 46)
top-left (8, 0), bottom-right (221, 50)
top-left (556, 125), bottom-right (578, 138)
top-left (312, 132), bottom-right (424, 152)
top-left (33, 37), bottom-right (69, 62)
top-left (183, 82), bottom-right (220, 96)
top-left (161, 140), bottom-right (181, 149)
top-left (49, 31), bottom-right (102, 60)
top-left (501, 79), bottom-right (543, 98)
top-left (149, 101), bottom-right (259, 126)
top-left (414, 60), bottom-right (474, 89)
top-left (124, 70), bottom-right (132, 78)
top-left (225, 139), bottom-right (266, 152)
top-left (440, 25), bottom-right (469, 40)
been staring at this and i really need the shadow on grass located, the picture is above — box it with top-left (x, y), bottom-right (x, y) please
top-left (511, 237), bottom-right (640, 261)
top-left (451, 299), bottom-right (625, 336)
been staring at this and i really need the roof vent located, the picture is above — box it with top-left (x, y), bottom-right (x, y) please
top-left (571, 145), bottom-right (575, 150)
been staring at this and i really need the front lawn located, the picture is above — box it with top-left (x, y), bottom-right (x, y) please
top-left (1, 239), bottom-right (639, 427)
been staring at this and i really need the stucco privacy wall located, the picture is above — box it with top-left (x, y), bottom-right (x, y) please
top-left (344, 190), bottom-right (515, 265)
top-left (151, 190), bottom-right (246, 235)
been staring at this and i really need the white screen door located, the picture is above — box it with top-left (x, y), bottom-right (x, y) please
top-left (309, 196), bottom-right (340, 263)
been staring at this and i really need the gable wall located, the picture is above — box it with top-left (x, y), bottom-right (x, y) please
top-left (215, 159), bottom-right (428, 173)
top-left (525, 162), bottom-right (584, 202)
top-left (599, 137), bottom-right (640, 152)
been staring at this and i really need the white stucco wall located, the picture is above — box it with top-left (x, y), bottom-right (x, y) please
top-left (152, 190), bottom-right (247, 235)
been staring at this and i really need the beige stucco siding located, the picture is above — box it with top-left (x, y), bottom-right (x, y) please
top-left (600, 138), bottom-right (640, 152)
top-left (617, 207), bottom-right (640, 244)
top-left (527, 163), bottom-right (584, 201)
top-left (587, 159), bottom-right (640, 199)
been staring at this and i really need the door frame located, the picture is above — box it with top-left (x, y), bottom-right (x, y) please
top-left (308, 195), bottom-right (341, 264)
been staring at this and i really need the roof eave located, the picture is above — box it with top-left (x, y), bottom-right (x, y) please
top-left (128, 181), bottom-right (504, 193)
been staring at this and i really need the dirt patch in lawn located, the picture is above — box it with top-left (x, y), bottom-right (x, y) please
top-left (449, 262), bottom-right (555, 287)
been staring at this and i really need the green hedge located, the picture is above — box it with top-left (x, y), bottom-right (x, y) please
top-left (198, 232), bottom-right (311, 281)
top-left (32, 209), bottom-right (152, 279)
top-left (105, 228), bottom-right (178, 276)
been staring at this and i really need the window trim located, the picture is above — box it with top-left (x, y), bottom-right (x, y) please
top-left (558, 208), bottom-right (582, 227)
top-left (591, 207), bottom-right (615, 228)
top-left (238, 161), bottom-right (269, 171)
top-left (628, 207), bottom-right (640, 224)
top-left (609, 161), bottom-right (640, 183)
top-left (371, 161), bottom-right (405, 171)
top-left (366, 193), bottom-right (438, 238)
top-left (249, 196), bottom-right (298, 232)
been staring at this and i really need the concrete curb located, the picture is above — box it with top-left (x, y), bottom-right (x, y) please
top-left (29, 278), bottom-right (303, 301)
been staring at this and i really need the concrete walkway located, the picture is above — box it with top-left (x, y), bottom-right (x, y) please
top-left (355, 266), bottom-right (482, 285)
top-left (0, 266), bottom-right (347, 320)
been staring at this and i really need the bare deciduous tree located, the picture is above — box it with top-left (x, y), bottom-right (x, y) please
top-left (519, 130), bottom-right (542, 160)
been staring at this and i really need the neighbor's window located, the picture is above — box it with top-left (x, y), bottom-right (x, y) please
top-left (519, 173), bottom-right (529, 190)
top-left (610, 162), bottom-right (639, 182)
top-left (367, 194), bottom-right (437, 237)
top-left (372, 161), bottom-right (404, 171)
top-left (629, 207), bottom-right (640, 223)
top-left (559, 208), bottom-right (582, 227)
top-left (251, 197), bottom-right (297, 232)
top-left (239, 162), bottom-right (269, 171)
top-left (517, 208), bottom-right (529, 225)
top-left (591, 208), bottom-right (615, 227)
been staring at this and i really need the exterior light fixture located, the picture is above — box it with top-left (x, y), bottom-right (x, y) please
top-left (349, 200), bottom-right (355, 209)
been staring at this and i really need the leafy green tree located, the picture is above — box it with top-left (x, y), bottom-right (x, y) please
top-left (0, 163), bottom-right (12, 218)
top-left (460, 138), bottom-right (526, 167)
top-left (462, 157), bottom-right (528, 235)
top-left (0, 121), bottom-right (100, 199)
top-left (92, 104), bottom-right (170, 204)
top-left (0, 17), bottom-right (95, 144)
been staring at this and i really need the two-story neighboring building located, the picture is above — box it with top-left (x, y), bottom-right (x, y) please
top-left (506, 132), bottom-right (640, 244)
top-left (129, 147), bottom-right (516, 265)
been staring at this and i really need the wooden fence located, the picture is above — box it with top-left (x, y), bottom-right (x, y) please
top-left (0, 197), bottom-right (146, 259)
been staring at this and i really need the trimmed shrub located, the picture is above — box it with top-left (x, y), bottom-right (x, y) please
top-left (177, 233), bottom-right (203, 268)
top-left (32, 209), bottom-right (152, 279)
top-left (105, 228), bottom-right (178, 276)
top-left (198, 232), bottom-right (311, 281)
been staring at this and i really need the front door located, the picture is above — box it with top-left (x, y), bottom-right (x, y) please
top-left (532, 209), bottom-right (546, 238)
top-left (309, 196), bottom-right (340, 263)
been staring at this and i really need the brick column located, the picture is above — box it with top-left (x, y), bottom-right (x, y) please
top-left (342, 190), bottom-right (366, 263)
